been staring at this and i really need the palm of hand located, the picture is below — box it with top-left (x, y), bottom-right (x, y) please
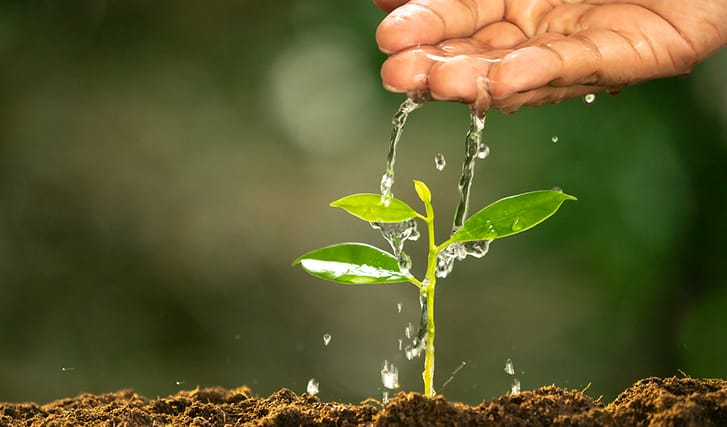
top-left (375, 0), bottom-right (726, 112)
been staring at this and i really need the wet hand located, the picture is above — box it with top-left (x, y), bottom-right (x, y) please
top-left (373, 0), bottom-right (727, 113)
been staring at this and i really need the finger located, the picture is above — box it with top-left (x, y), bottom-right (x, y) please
top-left (426, 52), bottom-right (509, 109)
top-left (487, 24), bottom-right (693, 99)
top-left (380, 46), bottom-right (441, 93)
top-left (376, 0), bottom-right (505, 54)
top-left (372, 0), bottom-right (408, 13)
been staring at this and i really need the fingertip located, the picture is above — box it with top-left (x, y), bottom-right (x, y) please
top-left (380, 50), bottom-right (433, 93)
top-left (375, 4), bottom-right (445, 54)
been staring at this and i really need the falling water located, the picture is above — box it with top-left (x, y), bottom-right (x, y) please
top-left (452, 109), bottom-right (486, 231)
top-left (434, 153), bottom-right (446, 171)
top-left (380, 97), bottom-right (426, 203)
top-left (370, 219), bottom-right (420, 274)
top-left (504, 358), bottom-right (515, 375)
top-left (504, 358), bottom-right (520, 395)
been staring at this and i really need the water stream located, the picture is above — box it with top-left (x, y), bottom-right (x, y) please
top-left (380, 97), bottom-right (426, 203)
top-left (378, 100), bottom-right (493, 392)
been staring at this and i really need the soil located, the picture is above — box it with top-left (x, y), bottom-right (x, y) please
top-left (1, 376), bottom-right (725, 426)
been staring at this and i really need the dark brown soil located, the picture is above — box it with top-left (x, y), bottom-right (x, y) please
top-left (1, 376), bottom-right (725, 426)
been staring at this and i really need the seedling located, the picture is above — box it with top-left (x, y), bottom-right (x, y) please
top-left (294, 180), bottom-right (575, 397)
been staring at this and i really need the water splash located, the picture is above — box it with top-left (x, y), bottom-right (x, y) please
top-left (435, 240), bottom-right (491, 278)
top-left (404, 289), bottom-right (428, 360)
top-left (434, 153), bottom-right (446, 171)
top-left (371, 219), bottom-right (419, 274)
top-left (404, 322), bottom-right (413, 339)
top-left (381, 360), bottom-right (400, 390)
top-left (504, 358), bottom-right (515, 375)
top-left (323, 333), bottom-right (332, 346)
top-left (452, 108), bottom-right (486, 231)
top-left (504, 358), bottom-right (520, 394)
top-left (511, 378), bottom-right (521, 394)
top-left (583, 93), bottom-right (596, 104)
top-left (551, 136), bottom-right (559, 143)
top-left (307, 378), bottom-right (320, 395)
top-left (380, 97), bottom-right (426, 204)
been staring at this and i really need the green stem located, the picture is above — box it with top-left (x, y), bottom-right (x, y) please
top-left (421, 270), bottom-right (437, 397)
top-left (421, 192), bottom-right (438, 397)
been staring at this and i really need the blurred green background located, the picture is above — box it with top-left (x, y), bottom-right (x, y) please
top-left (1, 1), bottom-right (725, 405)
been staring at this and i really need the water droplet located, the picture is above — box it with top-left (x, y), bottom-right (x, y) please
top-left (176, 380), bottom-right (185, 386)
top-left (307, 378), bottom-right (320, 395)
top-left (511, 218), bottom-right (523, 232)
top-left (552, 186), bottom-right (562, 192)
top-left (234, 333), bottom-right (241, 340)
top-left (511, 378), bottom-right (521, 394)
top-left (398, 338), bottom-right (403, 351)
top-left (551, 135), bottom-right (559, 143)
top-left (61, 367), bottom-right (75, 372)
top-left (323, 333), bottom-right (332, 346)
top-left (404, 322), bottom-right (413, 339)
top-left (382, 390), bottom-right (389, 404)
top-left (477, 144), bottom-right (490, 159)
top-left (396, 303), bottom-right (402, 313)
top-left (583, 93), bottom-right (596, 104)
top-left (434, 153), bottom-right (446, 171)
top-left (381, 360), bottom-right (400, 390)
top-left (463, 240), bottom-right (491, 258)
top-left (504, 358), bottom-right (515, 375)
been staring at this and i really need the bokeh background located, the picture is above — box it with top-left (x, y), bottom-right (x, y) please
top-left (1, 1), bottom-right (725, 405)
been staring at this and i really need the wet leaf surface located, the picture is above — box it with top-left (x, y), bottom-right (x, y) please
top-left (451, 190), bottom-right (576, 243)
top-left (294, 243), bottom-right (411, 285)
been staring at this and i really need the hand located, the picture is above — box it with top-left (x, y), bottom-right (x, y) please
top-left (374, 0), bottom-right (727, 113)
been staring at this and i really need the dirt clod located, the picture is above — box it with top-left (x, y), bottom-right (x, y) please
top-left (1, 376), bottom-right (725, 426)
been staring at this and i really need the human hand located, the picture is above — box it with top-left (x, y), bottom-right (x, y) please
top-left (374, 0), bottom-right (727, 113)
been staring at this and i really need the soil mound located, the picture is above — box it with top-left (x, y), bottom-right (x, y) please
top-left (1, 376), bottom-right (725, 426)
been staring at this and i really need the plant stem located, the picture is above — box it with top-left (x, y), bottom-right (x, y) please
top-left (421, 193), bottom-right (438, 398)
top-left (421, 278), bottom-right (436, 397)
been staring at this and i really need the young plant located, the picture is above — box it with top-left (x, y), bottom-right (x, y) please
top-left (294, 180), bottom-right (575, 397)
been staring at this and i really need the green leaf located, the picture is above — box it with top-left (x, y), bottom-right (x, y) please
top-left (451, 190), bottom-right (576, 243)
top-left (330, 194), bottom-right (418, 222)
top-left (413, 180), bottom-right (431, 204)
top-left (293, 243), bottom-right (411, 285)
